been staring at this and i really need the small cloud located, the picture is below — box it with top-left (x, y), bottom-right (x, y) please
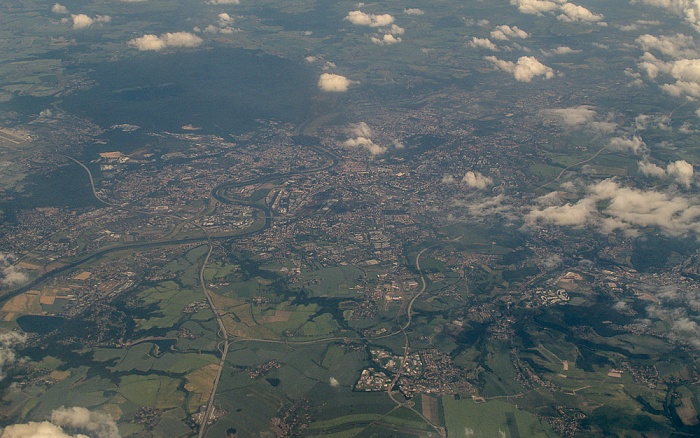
top-left (71, 14), bottom-right (93, 29)
top-left (318, 73), bottom-right (353, 92)
top-left (69, 13), bottom-right (111, 29)
top-left (631, 0), bottom-right (700, 33)
top-left (0, 331), bottom-right (27, 380)
top-left (485, 55), bottom-right (554, 82)
top-left (0, 253), bottom-right (28, 287)
top-left (613, 300), bottom-right (630, 312)
top-left (343, 122), bottom-right (387, 155)
top-left (542, 106), bottom-right (617, 133)
top-left (203, 14), bottom-right (238, 35)
top-left (329, 377), bottom-right (339, 387)
top-left (618, 24), bottom-right (640, 31)
top-left (52, 3), bottom-right (68, 14)
top-left (511, 0), bottom-right (605, 25)
top-left (218, 12), bottom-right (233, 23)
top-left (638, 159), bottom-right (667, 178)
top-left (510, 0), bottom-right (561, 16)
top-left (451, 193), bottom-right (518, 223)
top-left (2, 406), bottom-right (120, 438)
top-left (469, 37), bottom-right (499, 51)
top-left (636, 34), bottom-right (698, 59)
top-left (403, 8), bottom-right (424, 15)
top-left (345, 10), bottom-right (395, 27)
top-left (305, 57), bottom-right (336, 70)
top-left (207, 0), bottom-right (240, 4)
top-left (667, 160), bottom-right (695, 188)
top-left (462, 171), bottom-right (493, 189)
top-left (608, 136), bottom-right (647, 155)
top-left (557, 3), bottom-right (605, 24)
top-left (371, 34), bottom-right (401, 45)
top-left (129, 32), bottom-right (203, 51)
top-left (390, 24), bottom-right (405, 35)
top-left (541, 46), bottom-right (581, 56)
top-left (490, 24), bottom-right (528, 41)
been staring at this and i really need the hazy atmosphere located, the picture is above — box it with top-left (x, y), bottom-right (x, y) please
top-left (2, 0), bottom-right (700, 437)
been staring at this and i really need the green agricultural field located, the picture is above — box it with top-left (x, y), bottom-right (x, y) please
top-left (151, 415), bottom-right (192, 437)
top-left (151, 352), bottom-right (218, 374)
top-left (118, 374), bottom-right (185, 409)
top-left (262, 303), bottom-right (319, 335)
top-left (108, 343), bottom-right (157, 372)
top-left (308, 413), bottom-right (393, 430)
top-left (135, 281), bottom-right (201, 331)
top-left (33, 355), bottom-right (63, 371)
top-left (308, 409), bottom-right (431, 435)
top-left (296, 313), bottom-right (340, 338)
top-left (529, 163), bottom-right (562, 179)
top-left (203, 262), bottom-right (240, 282)
top-left (321, 344), bottom-right (347, 368)
top-left (482, 340), bottom-right (528, 397)
top-left (443, 398), bottom-right (555, 438)
top-left (209, 379), bottom-right (287, 436)
top-left (299, 265), bottom-right (364, 297)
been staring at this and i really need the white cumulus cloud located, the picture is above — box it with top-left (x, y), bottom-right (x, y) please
top-left (510, 0), bottom-right (605, 25)
top-left (636, 34), bottom-right (698, 59)
top-left (71, 14), bottom-right (93, 29)
top-left (557, 3), bottom-right (605, 23)
top-left (318, 73), bottom-right (352, 92)
top-left (0, 331), bottom-right (26, 381)
top-left (345, 10), bottom-right (395, 27)
top-left (541, 46), bottom-right (581, 55)
top-left (491, 24), bottom-right (529, 40)
top-left (638, 159), bottom-right (668, 178)
top-left (404, 8), bottom-right (424, 15)
top-left (526, 178), bottom-right (700, 236)
top-left (0, 253), bottom-right (28, 287)
top-left (510, 0), bottom-right (563, 15)
top-left (542, 105), bottom-right (617, 133)
top-left (631, 0), bottom-right (700, 32)
top-left (667, 159), bottom-right (695, 187)
top-left (52, 3), bottom-right (68, 14)
top-left (2, 406), bottom-right (119, 438)
top-left (129, 32), bottom-right (203, 51)
top-left (469, 37), bottom-right (499, 51)
top-left (371, 34), bottom-right (402, 45)
top-left (485, 55), bottom-right (554, 82)
top-left (343, 122), bottom-right (387, 155)
top-left (636, 51), bottom-right (700, 99)
top-left (462, 171), bottom-right (493, 189)
top-left (608, 135), bottom-right (647, 155)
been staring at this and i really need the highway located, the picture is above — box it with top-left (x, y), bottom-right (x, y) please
top-left (373, 247), bottom-right (444, 437)
top-left (196, 238), bottom-right (230, 438)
